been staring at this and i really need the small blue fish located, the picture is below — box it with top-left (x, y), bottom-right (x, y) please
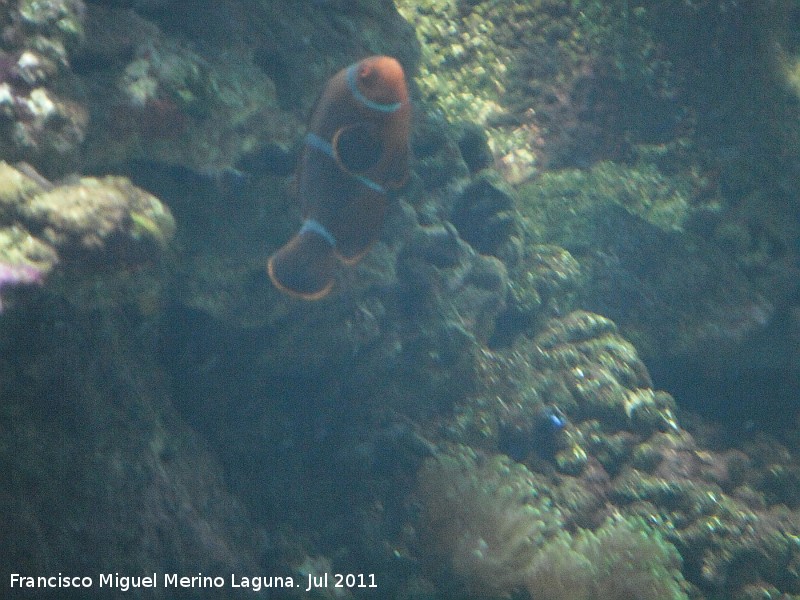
top-left (540, 406), bottom-right (567, 432)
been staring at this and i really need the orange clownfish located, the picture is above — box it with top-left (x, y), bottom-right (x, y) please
top-left (267, 55), bottom-right (411, 300)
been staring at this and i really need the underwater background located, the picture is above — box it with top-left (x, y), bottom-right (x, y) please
top-left (2, 0), bottom-right (800, 598)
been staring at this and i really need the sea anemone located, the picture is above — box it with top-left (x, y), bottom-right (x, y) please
top-left (526, 515), bottom-right (689, 600)
top-left (415, 446), bottom-right (688, 599)
top-left (416, 446), bottom-right (562, 598)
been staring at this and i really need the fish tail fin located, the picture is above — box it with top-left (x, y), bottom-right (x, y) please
top-left (267, 230), bottom-right (337, 300)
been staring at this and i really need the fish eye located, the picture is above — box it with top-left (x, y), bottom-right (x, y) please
top-left (358, 64), bottom-right (377, 84)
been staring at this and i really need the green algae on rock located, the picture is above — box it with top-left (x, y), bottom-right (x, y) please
top-left (21, 175), bottom-right (175, 260)
top-left (395, 0), bottom-right (531, 177)
top-left (0, 162), bottom-right (175, 314)
top-left (517, 160), bottom-right (695, 235)
top-left (395, 0), bottom-right (694, 181)
top-left (512, 163), bottom-right (772, 360)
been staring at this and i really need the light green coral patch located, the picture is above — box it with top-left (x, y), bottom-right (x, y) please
top-left (130, 210), bottom-right (173, 250)
top-left (518, 160), bottom-right (694, 235)
top-left (624, 388), bottom-right (679, 431)
top-left (18, 0), bottom-right (84, 43)
top-left (102, 177), bottom-right (176, 250)
top-left (395, 0), bottom-right (529, 166)
top-left (0, 226), bottom-right (58, 272)
top-left (17, 175), bottom-right (174, 257)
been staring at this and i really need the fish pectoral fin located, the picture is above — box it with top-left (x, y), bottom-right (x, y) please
top-left (332, 123), bottom-right (384, 175)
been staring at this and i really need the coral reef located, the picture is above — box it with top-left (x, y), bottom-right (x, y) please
top-left (2, 2), bottom-right (800, 600)
top-left (395, 0), bottom-right (691, 179)
top-left (397, 0), bottom-right (800, 422)
top-left (440, 310), bottom-right (680, 480)
top-left (512, 163), bottom-right (774, 360)
top-left (0, 0), bottom-right (88, 175)
top-left (76, 4), bottom-right (296, 173)
top-left (417, 306), bottom-right (800, 598)
top-left (21, 174), bottom-right (175, 258)
top-left (0, 155), bottom-right (251, 596)
top-left (0, 160), bottom-right (174, 315)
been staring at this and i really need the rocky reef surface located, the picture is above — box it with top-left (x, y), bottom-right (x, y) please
top-left (2, 1), bottom-right (800, 599)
